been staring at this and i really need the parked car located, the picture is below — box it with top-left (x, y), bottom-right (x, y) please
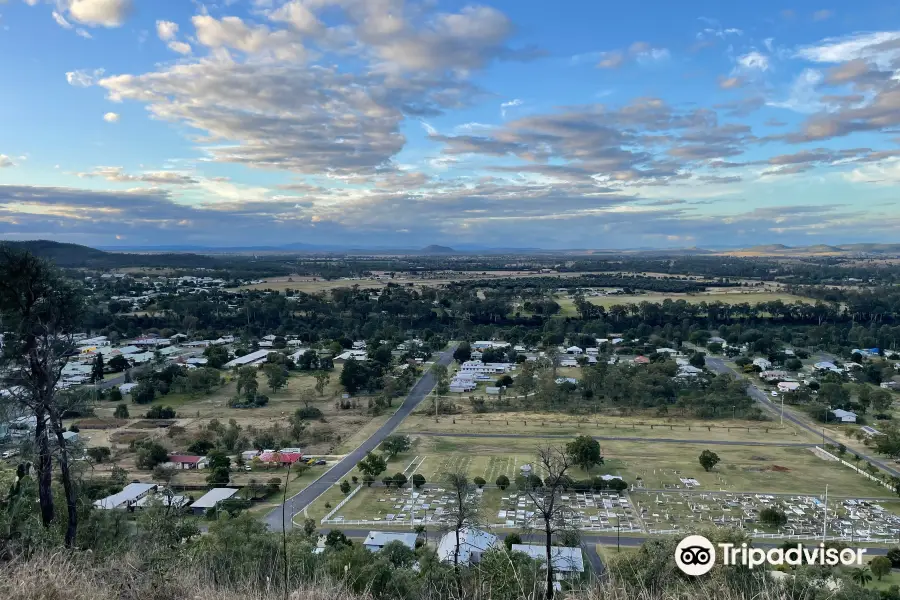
top-left (314, 460), bottom-right (326, 466)
top-left (1, 450), bottom-right (19, 459)
top-left (771, 391), bottom-right (778, 397)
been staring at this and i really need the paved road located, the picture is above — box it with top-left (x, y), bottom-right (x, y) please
top-left (705, 356), bottom-right (900, 479)
top-left (263, 344), bottom-right (457, 531)
top-left (412, 431), bottom-right (817, 447)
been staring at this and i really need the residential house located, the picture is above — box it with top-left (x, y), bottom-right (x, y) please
top-left (189, 488), bottom-right (239, 516)
top-left (633, 356), bottom-right (650, 365)
top-left (458, 361), bottom-right (512, 375)
top-left (815, 362), bottom-right (843, 374)
top-left (168, 455), bottom-right (208, 470)
top-left (437, 528), bottom-right (498, 565)
top-left (334, 350), bottom-right (368, 363)
top-left (832, 409), bottom-right (857, 423)
top-left (880, 381), bottom-right (900, 391)
top-left (861, 426), bottom-right (882, 438)
top-left (94, 483), bottom-right (156, 510)
top-left (363, 531), bottom-right (419, 552)
top-left (777, 382), bottom-right (801, 393)
top-left (258, 451), bottom-right (304, 466)
top-left (555, 377), bottom-right (578, 385)
top-left (510, 544), bottom-right (585, 580)
top-left (753, 358), bottom-right (773, 370)
top-left (565, 346), bottom-right (583, 355)
top-left (119, 383), bottom-right (138, 394)
top-left (760, 370), bottom-right (791, 382)
top-left (585, 347), bottom-right (599, 355)
top-left (224, 349), bottom-right (277, 368)
top-left (709, 336), bottom-right (726, 345)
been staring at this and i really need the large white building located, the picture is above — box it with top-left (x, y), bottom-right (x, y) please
top-left (94, 483), bottom-right (156, 510)
top-left (224, 349), bottom-right (277, 368)
top-left (437, 528), bottom-right (498, 565)
top-left (458, 360), bottom-right (512, 375)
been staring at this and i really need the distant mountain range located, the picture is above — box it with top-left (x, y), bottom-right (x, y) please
top-left (4, 239), bottom-right (900, 269)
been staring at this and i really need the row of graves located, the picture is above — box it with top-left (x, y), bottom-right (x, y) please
top-left (492, 491), bottom-right (643, 532)
top-left (634, 491), bottom-right (900, 541)
top-left (331, 485), bottom-right (484, 525)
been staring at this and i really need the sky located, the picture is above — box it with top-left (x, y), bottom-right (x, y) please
top-left (2, 1), bottom-right (900, 249)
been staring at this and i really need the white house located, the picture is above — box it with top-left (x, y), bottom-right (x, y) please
top-left (815, 361), bottom-right (843, 373)
top-left (510, 544), bottom-right (585, 579)
top-left (437, 528), bottom-right (498, 565)
top-left (364, 531), bottom-right (419, 552)
top-left (565, 346), bottom-right (583, 355)
top-left (334, 349), bottom-right (368, 363)
top-left (753, 358), bottom-right (773, 370)
top-left (832, 409), bottom-right (857, 423)
top-left (777, 382), bottom-right (801, 393)
top-left (459, 360), bottom-right (512, 375)
top-left (94, 483), bottom-right (156, 510)
top-left (190, 488), bottom-right (239, 515)
top-left (224, 349), bottom-right (277, 368)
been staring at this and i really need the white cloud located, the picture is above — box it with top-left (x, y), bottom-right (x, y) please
top-left (500, 98), bottom-right (523, 117)
top-left (192, 14), bottom-right (305, 60)
top-left (737, 51), bottom-right (770, 71)
top-left (67, 0), bottom-right (133, 27)
top-left (66, 68), bottom-right (105, 86)
top-left (767, 69), bottom-right (826, 113)
top-left (634, 47), bottom-right (670, 65)
top-left (844, 157), bottom-right (900, 184)
top-left (167, 41), bottom-right (192, 55)
top-left (796, 31), bottom-right (900, 67)
top-left (0, 155), bottom-right (15, 168)
top-left (103, 112), bottom-right (120, 123)
top-left (75, 28), bottom-right (92, 39)
top-left (156, 20), bottom-right (178, 41)
top-left (52, 10), bottom-right (72, 29)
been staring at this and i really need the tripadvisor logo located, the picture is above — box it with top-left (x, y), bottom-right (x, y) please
top-left (674, 535), bottom-right (866, 576)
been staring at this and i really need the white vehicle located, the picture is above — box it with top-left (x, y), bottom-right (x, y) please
top-left (771, 391), bottom-right (779, 397)
top-left (2, 450), bottom-right (19, 459)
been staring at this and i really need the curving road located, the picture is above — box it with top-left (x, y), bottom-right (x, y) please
top-left (263, 344), bottom-right (457, 531)
top-left (705, 356), bottom-right (900, 479)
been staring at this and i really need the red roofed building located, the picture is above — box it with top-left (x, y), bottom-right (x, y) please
top-left (169, 455), bottom-right (207, 470)
top-left (258, 451), bottom-right (303, 466)
top-left (633, 356), bottom-right (650, 365)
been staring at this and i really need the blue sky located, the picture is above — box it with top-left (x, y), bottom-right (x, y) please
top-left (1, 0), bottom-right (900, 249)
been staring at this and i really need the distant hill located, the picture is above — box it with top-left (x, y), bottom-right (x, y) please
top-left (745, 244), bottom-right (792, 253)
top-left (421, 245), bottom-right (456, 254)
top-left (0, 240), bottom-right (222, 269)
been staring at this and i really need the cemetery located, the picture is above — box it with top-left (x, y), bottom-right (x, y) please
top-left (631, 490), bottom-right (900, 542)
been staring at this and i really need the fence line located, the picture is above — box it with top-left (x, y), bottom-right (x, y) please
top-left (813, 446), bottom-right (894, 491)
top-left (320, 484), bottom-right (363, 524)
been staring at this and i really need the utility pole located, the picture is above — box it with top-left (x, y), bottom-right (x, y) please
top-left (780, 394), bottom-right (784, 427)
top-left (822, 484), bottom-right (828, 542)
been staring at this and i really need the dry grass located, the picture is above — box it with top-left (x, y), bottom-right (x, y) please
top-left (0, 551), bottom-right (813, 600)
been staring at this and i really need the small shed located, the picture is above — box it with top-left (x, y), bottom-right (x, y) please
top-left (190, 488), bottom-right (239, 515)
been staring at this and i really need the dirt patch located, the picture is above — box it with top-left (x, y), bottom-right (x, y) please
top-left (74, 418), bottom-right (126, 429)
top-left (109, 431), bottom-right (150, 444)
top-left (130, 419), bottom-right (176, 429)
top-left (769, 465), bottom-right (790, 472)
top-left (749, 456), bottom-right (769, 461)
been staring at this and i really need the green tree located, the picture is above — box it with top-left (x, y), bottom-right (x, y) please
top-left (203, 345), bottom-right (229, 369)
top-left (871, 556), bottom-right (892, 580)
top-left (381, 540), bottom-right (416, 568)
top-left (132, 381), bottom-right (156, 405)
top-left (496, 474), bottom-right (511, 490)
top-left (851, 567), bottom-right (873, 587)
top-left (381, 434), bottom-right (411, 458)
top-left (566, 435), bottom-right (603, 472)
top-left (356, 451), bottom-right (387, 479)
top-left (393, 472), bottom-right (408, 488)
top-left (314, 372), bottom-right (330, 396)
top-left (108, 388), bottom-right (123, 402)
top-left (453, 342), bottom-right (472, 363)
top-left (340, 480), bottom-right (351, 494)
top-left (108, 354), bottom-right (129, 372)
top-left (86, 446), bottom-right (111, 463)
top-left (473, 476), bottom-right (486, 488)
top-left (759, 507), bottom-right (788, 528)
top-left (886, 547), bottom-right (900, 567)
top-left (91, 353), bottom-right (105, 384)
top-left (689, 352), bottom-right (706, 369)
top-left (113, 403), bottom-right (130, 419)
top-left (699, 449), bottom-right (720, 472)
top-left (136, 441), bottom-right (169, 469)
top-left (263, 363), bottom-right (288, 393)
top-left (236, 366), bottom-right (259, 397)
top-left (504, 532), bottom-right (522, 550)
top-left (412, 473), bottom-right (426, 488)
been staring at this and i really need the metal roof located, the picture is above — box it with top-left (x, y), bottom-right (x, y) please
top-left (190, 487), bottom-right (239, 509)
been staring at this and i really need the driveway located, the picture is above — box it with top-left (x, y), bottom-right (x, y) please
top-left (263, 344), bottom-right (457, 531)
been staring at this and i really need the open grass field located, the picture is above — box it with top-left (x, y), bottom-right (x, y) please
top-left (239, 270), bottom-right (724, 294)
top-left (398, 412), bottom-right (815, 444)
